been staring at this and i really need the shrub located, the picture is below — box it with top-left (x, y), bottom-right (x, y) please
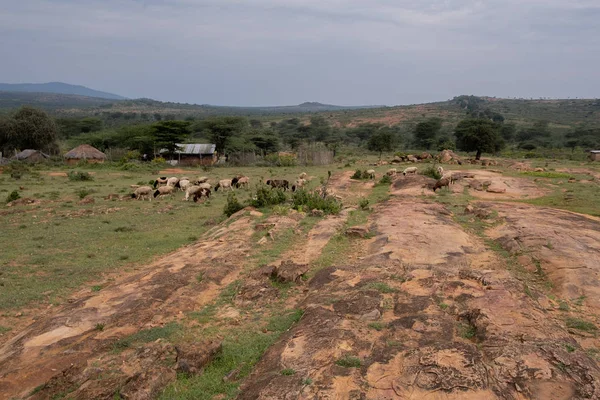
top-left (358, 198), bottom-right (370, 210)
top-left (292, 189), bottom-right (342, 215)
top-left (121, 150), bottom-right (141, 162)
top-left (335, 355), bottom-right (362, 368)
top-left (224, 193), bottom-right (244, 217)
top-left (75, 188), bottom-right (95, 199)
top-left (151, 157), bottom-right (166, 165)
top-left (67, 171), bottom-right (93, 181)
top-left (422, 165), bottom-right (441, 180)
top-left (377, 174), bottom-right (392, 185)
top-left (248, 185), bottom-right (287, 208)
top-left (6, 190), bottom-right (20, 203)
top-left (351, 169), bottom-right (365, 180)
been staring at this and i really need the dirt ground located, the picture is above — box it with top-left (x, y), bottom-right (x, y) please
top-left (2, 167), bottom-right (600, 399)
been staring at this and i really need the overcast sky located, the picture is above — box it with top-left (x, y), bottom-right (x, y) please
top-left (0, 0), bottom-right (599, 106)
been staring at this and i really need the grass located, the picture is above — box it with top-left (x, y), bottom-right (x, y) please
top-left (113, 322), bottom-right (182, 351)
top-left (519, 171), bottom-right (574, 179)
top-left (457, 322), bottom-right (476, 339)
top-left (0, 325), bottom-right (12, 334)
top-left (565, 317), bottom-right (597, 333)
top-left (335, 355), bottom-right (362, 368)
top-left (368, 322), bottom-right (385, 331)
top-left (0, 164), bottom-right (335, 311)
top-left (280, 368), bottom-right (296, 376)
top-left (521, 180), bottom-right (600, 217)
top-left (364, 282), bottom-right (396, 294)
top-left (159, 309), bottom-right (304, 400)
top-left (565, 344), bottom-right (576, 353)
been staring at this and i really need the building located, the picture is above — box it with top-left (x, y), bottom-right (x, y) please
top-left (64, 144), bottom-right (107, 164)
top-left (161, 144), bottom-right (217, 166)
top-left (590, 150), bottom-right (600, 161)
top-left (12, 149), bottom-right (50, 163)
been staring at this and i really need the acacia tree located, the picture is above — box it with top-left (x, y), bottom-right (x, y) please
top-left (367, 129), bottom-right (396, 159)
top-left (0, 106), bottom-right (58, 154)
top-left (152, 120), bottom-right (191, 156)
top-left (200, 116), bottom-right (248, 154)
top-left (454, 118), bottom-right (503, 160)
top-left (414, 118), bottom-right (442, 149)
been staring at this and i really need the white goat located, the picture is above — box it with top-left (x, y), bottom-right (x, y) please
top-left (403, 167), bottom-right (418, 176)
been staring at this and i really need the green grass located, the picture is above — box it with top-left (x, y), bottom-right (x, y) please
top-left (0, 325), bottom-right (12, 334)
top-left (565, 317), bottom-right (597, 333)
top-left (159, 309), bottom-right (304, 400)
top-left (367, 322), bottom-right (385, 331)
top-left (0, 164), bottom-right (335, 311)
top-left (335, 355), bottom-right (362, 368)
top-left (565, 344), bottom-right (576, 353)
top-left (280, 368), bottom-right (296, 376)
top-left (363, 282), bottom-right (395, 294)
top-left (457, 322), bottom-right (476, 339)
top-left (519, 171), bottom-right (573, 179)
top-left (521, 180), bottom-right (600, 217)
top-left (113, 322), bottom-right (182, 352)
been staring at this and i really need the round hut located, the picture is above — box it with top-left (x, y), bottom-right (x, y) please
top-left (64, 144), bottom-right (107, 165)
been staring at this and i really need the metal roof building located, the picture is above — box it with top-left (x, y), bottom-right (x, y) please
top-left (160, 144), bottom-right (217, 166)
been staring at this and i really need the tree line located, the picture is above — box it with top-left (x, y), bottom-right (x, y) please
top-left (1, 105), bottom-right (598, 160)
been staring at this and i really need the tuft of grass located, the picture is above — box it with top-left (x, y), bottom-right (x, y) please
top-left (439, 302), bottom-right (449, 310)
top-left (575, 296), bottom-right (586, 306)
top-left (95, 323), bottom-right (105, 331)
top-left (91, 285), bottom-right (102, 292)
top-left (280, 368), bottom-right (296, 376)
top-left (358, 197), bottom-right (370, 210)
top-left (196, 272), bottom-right (204, 283)
top-left (335, 355), bottom-right (362, 368)
top-left (368, 322), bottom-right (385, 331)
top-left (114, 226), bottom-right (135, 233)
top-left (266, 309), bottom-right (304, 332)
top-left (0, 325), bottom-right (12, 334)
top-left (302, 378), bottom-right (313, 385)
top-left (377, 174), bottom-right (392, 186)
top-left (364, 282), bottom-right (395, 294)
top-left (558, 300), bottom-right (570, 311)
top-left (565, 344), bottom-right (576, 353)
top-left (565, 317), bottom-right (597, 333)
top-left (67, 171), bottom-right (93, 181)
top-left (6, 190), bottom-right (20, 203)
top-left (113, 322), bottom-right (181, 351)
top-left (457, 322), bottom-right (476, 339)
top-left (422, 165), bottom-right (442, 180)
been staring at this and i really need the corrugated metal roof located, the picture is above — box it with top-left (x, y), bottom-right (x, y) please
top-left (162, 144), bottom-right (216, 155)
top-left (590, 150), bottom-right (600, 153)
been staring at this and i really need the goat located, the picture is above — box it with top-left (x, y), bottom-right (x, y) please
top-left (266, 179), bottom-right (290, 191)
top-left (366, 169), bottom-right (376, 179)
top-left (403, 167), bottom-right (418, 176)
top-left (433, 178), bottom-right (451, 192)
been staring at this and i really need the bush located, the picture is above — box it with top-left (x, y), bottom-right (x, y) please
top-left (292, 189), bottom-right (342, 215)
top-left (151, 157), bottom-right (167, 165)
top-left (377, 174), bottom-right (392, 185)
top-left (422, 165), bottom-right (441, 180)
top-left (264, 153), bottom-right (297, 167)
top-left (121, 150), bottom-right (141, 162)
top-left (351, 169), bottom-right (364, 179)
top-left (223, 193), bottom-right (244, 217)
top-left (75, 188), bottom-right (95, 199)
top-left (358, 198), bottom-right (370, 210)
top-left (67, 171), bottom-right (93, 181)
top-left (6, 190), bottom-right (20, 203)
top-left (248, 185), bottom-right (287, 208)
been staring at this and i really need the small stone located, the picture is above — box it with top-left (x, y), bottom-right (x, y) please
top-left (346, 226), bottom-right (370, 238)
top-left (359, 309), bottom-right (381, 321)
top-left (464, 205), bottom-right (474, 214)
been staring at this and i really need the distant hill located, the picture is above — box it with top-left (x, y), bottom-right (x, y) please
top-left (0, 82), bottom-right (127, 100)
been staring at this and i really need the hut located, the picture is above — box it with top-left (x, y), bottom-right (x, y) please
top-left (12, 149), bottom-right (49, 163)
top-left (589, 150), bottom-right (600, 161)
top-left (160, 144), bottom-right (217, 166)
top-left (64, 144), bottom-right (107, 164)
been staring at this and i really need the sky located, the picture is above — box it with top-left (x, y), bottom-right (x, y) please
top-left (0, 0), bottom-right (599, 106)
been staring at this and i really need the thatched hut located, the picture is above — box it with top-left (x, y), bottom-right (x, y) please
top-left (13, 149), bottom-right (49, 163)
top-left (64, 144), bottom-right (106, 164)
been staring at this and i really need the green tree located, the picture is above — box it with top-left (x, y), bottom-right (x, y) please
top-left (200, 116), bottom-right (248, 154)
top-left (152, 120), bottom-right (191, 156)
top-left (0, 106), bottom-right (58, 154)
top-left (454, 118), bottom-right (503, 160)
top-left (414, 118), bottom-right (442, 149)
top-left (367, 129), bottom-right (396, 159)
top-left (500, 123), bottom-right (516, 142)
top-left (248, 130), bottom-right (280, 154)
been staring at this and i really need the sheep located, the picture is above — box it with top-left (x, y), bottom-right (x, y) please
top-left (131, 186), bottom-right (153, 201)
top-left (166, 177), bottom-right (180, 187)
top-left (192, 188), bottom-right (211, 202)
top-left (214, 179), bottom-right (233, 192)
top-left (231, 175), bottom-right (245, 187)
top-left (437, 166), bottom-right (444, 176)
top-left (386, 168), bottom-right (397, 176)
top-left (433, 178), bottom-right (451, 192)
top-left (291, 178), bottom-right (307, 192)
top-left (366, 169), bottom-right (376, 179)
top-left (154, 185), bottom-right (175, 198)
top-left (184, 183), bottom-right (212, 201)
top-left (194, 176), bottom-right (209, 184)
top-left (403, 167), bottom-right (418, 176)
top-left (235, 176), bottom-right (250, 189)
top-left (153, 177), bottom-right (168, 188)
top-left (177, 179), bottom-right (191, 192)
top-left (266, 179), bottom-right (290, 191)
top-left (298, 172), bottom-right (307, 180)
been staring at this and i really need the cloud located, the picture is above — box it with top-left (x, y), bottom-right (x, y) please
top-left (0, 0), bottom-right (598, 105)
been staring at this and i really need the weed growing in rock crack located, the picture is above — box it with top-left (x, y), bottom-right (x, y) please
top-left (524, 284), bottom-right (535, 299)
top-left (565, 344), bottom-right (576, 353)
top-left (558, 300), bottom-right (570, 311)
top-left (335, 356), bottom-right (362, 368)
top-left (368, 322), bottom-right (385, 331)
top-left (575, 296), bottom-right (586, 306)
top-left (95, 323), bottom-right (105, 331)
top-left (91, 285), bottom-right (102, 292)
top-left (556, 362), bottom-right (568, 372)
top-left (196, 272), bottom-right (204, 283)
top-left (302, 378), bottom-right (313, 385)
top-left (364, 282), bottom-right (395, 294)
top-left (565, 317), bottom-right (597, 333)
top-left (280, 368), bottom-right (296, 376)
top-left (439, 302), bottom-right (449, 310)
top-left (457, 322), bottom-right (476, 339)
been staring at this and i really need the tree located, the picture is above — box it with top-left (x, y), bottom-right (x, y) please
top-left (367, 129), bottom-right (395, 158)
top-left (454, 118), bottom-right (503, 160)
top-left (500, 123), bottom-right (516, 142)
top-left (248, 130), bottom-right (280, 153)
top-left (200, 116), bottom-right (248, 154)
top-left (152, 120), bottom-right (191, 156)
top-left (0, 106), bottom-right (58, 154)
top-left (414, 118), bottom-right (442, 149)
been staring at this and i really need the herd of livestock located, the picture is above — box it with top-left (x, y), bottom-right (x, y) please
top-left (129, 172), bottom-right (310, 202)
